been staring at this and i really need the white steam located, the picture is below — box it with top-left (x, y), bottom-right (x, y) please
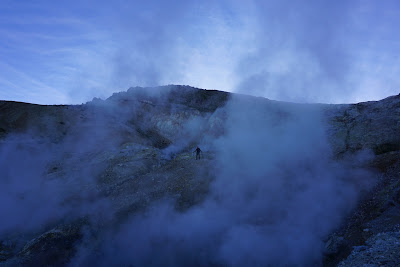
top-left (69, 93), bottom-right (373, 266)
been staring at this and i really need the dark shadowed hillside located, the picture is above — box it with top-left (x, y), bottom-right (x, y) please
top-left (0, 85), bottom-right (399, 266)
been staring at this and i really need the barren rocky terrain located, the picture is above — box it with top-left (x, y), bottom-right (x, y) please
top-left (0, 85), bottom-right (399, 266)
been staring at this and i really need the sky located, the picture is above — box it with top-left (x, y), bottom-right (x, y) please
top-left (0, 0), bottom-right (399, 104)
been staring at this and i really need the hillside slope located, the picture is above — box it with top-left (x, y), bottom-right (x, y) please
top-left (0, 85), bottom-right (399, 266)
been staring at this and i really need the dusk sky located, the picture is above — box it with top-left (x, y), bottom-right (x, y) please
top-left (1, 0), bottom-right (399, 104)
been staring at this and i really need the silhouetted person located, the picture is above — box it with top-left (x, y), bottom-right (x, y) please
top-left (194, 147), bottom-right (202, 160)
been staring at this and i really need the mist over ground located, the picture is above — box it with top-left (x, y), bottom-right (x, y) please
top-left (0, 87), bottom-right (377, 266)
top-left (1, 0), bottom-right (399, 265)
top-left (94, 96), bottom-right (373, 266)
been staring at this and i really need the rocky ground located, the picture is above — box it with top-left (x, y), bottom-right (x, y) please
top-left (0, 86), bottom-right (228, 266)
top-left (323, 94), bottom-right (400, 266)
top-left (0, 85), bottom-right (399, 266)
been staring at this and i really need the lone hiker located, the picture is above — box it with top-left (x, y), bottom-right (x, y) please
top-left (193, 146), bottom-right (202, 160)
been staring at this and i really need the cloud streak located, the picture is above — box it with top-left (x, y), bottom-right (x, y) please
top-left (0, 0), bottom-right (399, 104)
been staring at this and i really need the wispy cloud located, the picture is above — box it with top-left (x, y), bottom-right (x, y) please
top-left (0, 0), bottom-right (399, 104)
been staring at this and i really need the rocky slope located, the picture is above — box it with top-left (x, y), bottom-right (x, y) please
top-left (323, 95), bottom-right (400, 266)
top-left (0, 85), bottom-right (399, 266)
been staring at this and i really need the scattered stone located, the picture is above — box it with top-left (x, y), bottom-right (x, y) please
top-left (339, 232), bottom-right (400, 266)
